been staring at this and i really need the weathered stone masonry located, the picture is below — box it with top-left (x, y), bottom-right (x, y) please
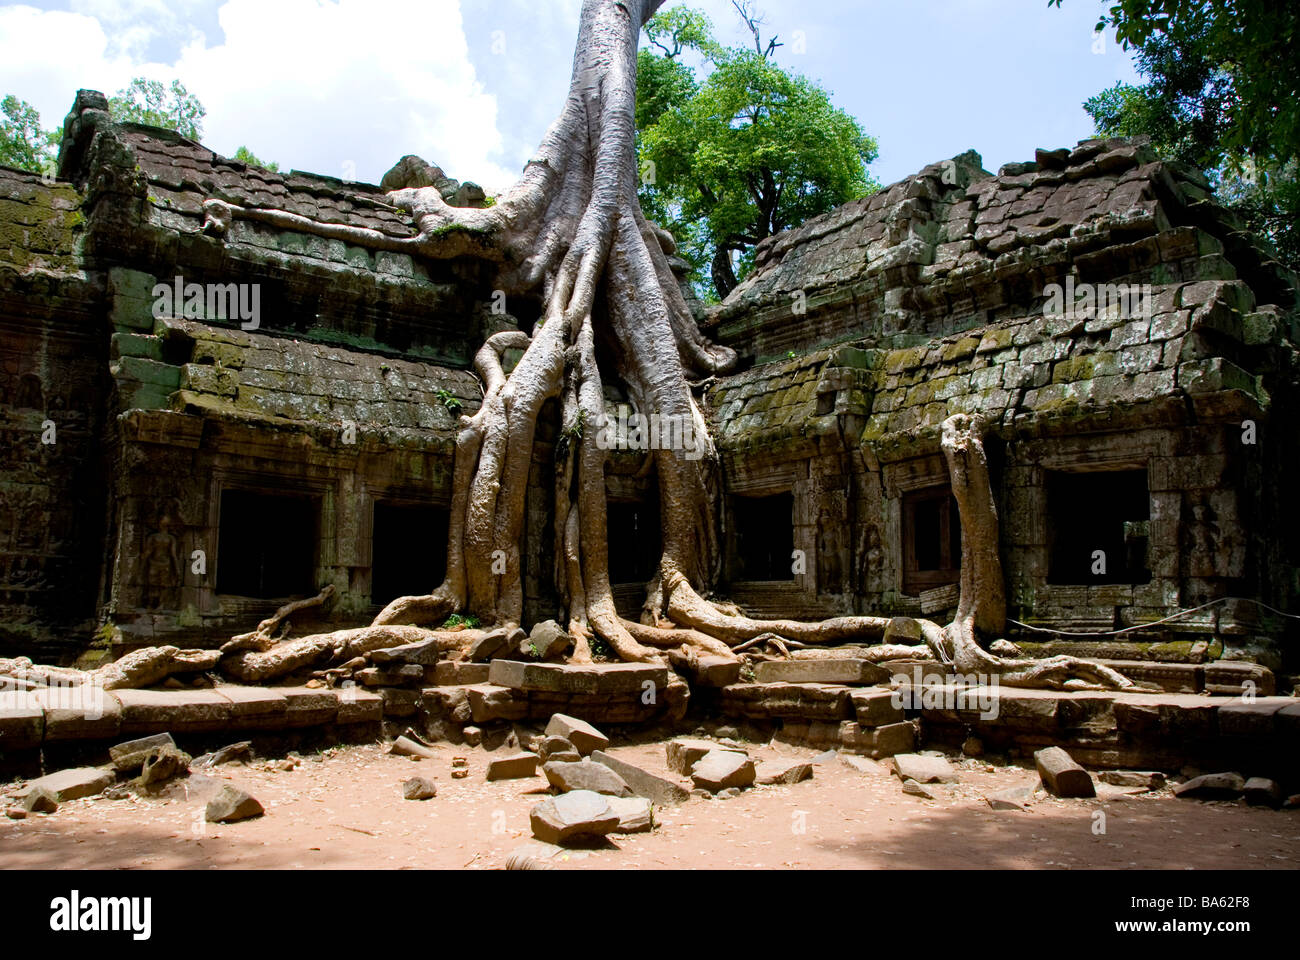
top-left (1, 92), bottom-right (1297, 678)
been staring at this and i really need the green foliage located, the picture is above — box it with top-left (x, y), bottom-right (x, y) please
top-left (233, 145), bottom-right (279, 173)
top-left (0, 95), bottom-right (58, 174)
top-left (435, 388), bottom-right (463, 412)
top-left (1059, 1), bottom-right (1300, 270)
top-left (442, 613), bottom-right (481, 629)
top-left (109, 78), bottom-right (206, 140)
top-left (636, 6), bottom-right (878, 299)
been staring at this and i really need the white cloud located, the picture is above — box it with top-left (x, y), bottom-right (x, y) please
top-left (0, 0), bottom-right (517, 191)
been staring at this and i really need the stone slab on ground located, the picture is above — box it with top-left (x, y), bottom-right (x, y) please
top-left (1034, 746), bottom-right (1096, 798)
top-left (690, 749), bottom-right (756, 792)
top-left (402, 777), bottom-right (438, 800)
top-left (490, 660), bottom-right (669, 695)
top-left (1174, 772), bottom-right (1244, 800)
top-left (756, 759), bottom-right (813, 785)
top-left (891, 753), bottom-right (957, 784)
top-left (15, 766), bottom-right (115, 802)
top-left (840, 720), bottom-right (915, 758)
top-left (1099, 770), bottom-right (1166, 790)
top-left (1243, 777), bottom-right (1282, 807)
top-left (205, 784), bottom-right (264, 822)
top-left (605, 795), bottom-right (654, 833)
top-left (543, 759), bottom-right (632, 796)
top-left (666, 738), bottom-right (742, 775)
top-left (754, 659), bottom-right (890, 685)
top-left (529, 789), bottom-right (620, 845)
top-left (110, 732), bottom-right (177, 771)
top-left (0, 691), bottom-right (46, 749)
top-left (590, 750), bottom-right (690, 805)
top-left (113, 688), bottom-right (232, 733)
top-left (486, 752), bottom-right (539, 781)
top-left (544, 713), bottom-right (609, 755)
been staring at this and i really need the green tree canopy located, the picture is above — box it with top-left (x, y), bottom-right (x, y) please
top-left (1057, 1), bottom-right (1300, 270)
top-left (109, 78), bottom-right (206, 140)
top-left (233, 145), bottom-right (280, 173)
top-left (0, 95), bottom-right (58, 175)
top-left (637, 6), bottom-right (878, 300)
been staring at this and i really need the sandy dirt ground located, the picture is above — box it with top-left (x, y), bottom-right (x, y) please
top-left (3, 738), bottom-right (1298, 870)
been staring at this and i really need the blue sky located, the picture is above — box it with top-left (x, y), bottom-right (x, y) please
top-left (1, 0), bottom-right (1141, 191)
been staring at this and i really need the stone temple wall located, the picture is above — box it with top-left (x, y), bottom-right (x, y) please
top-left (702, 138), bottom-right (1299, 665)
top-left (1, 91), bottom-right (1297, 671)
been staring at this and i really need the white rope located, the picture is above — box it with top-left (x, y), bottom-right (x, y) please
top-left (1007, 596), bottom-right (1300, 639)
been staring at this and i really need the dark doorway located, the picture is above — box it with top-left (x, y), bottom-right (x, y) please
top-left (216, 489), bottom-right (317, 598)
top-left (902, 486), bottom-right (962, 594)
top-left (732, 492), bottom-right (795, 581)
top-left (607, 499), bottom-right (661, 584)
top-left (371, 502), bottom-right (449, 605)
top-left (1047, 470), bottom-right (1151, 584)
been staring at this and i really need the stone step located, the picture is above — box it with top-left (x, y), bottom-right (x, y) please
top-left (753, 659), bottom-right (889, 685)
top-left (488, 660), bottom-right (669, 695)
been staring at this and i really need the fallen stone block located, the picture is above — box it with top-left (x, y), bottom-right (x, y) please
top-left (402, 777), bottom-right (438, 800)
top-left (1174, 772), bottom-right (1244, 800)
top-left (1098, 770), bottom-right (1165, 790)
top-left (389, 735), bottom-right (437, 760)
top-left (467, 627), bottom-right (514, 663)
top-left (606, 795), bottom-right (654, 833)
top-left (591, 751), bottom-right (690, 805)
top-left (892, 753), bottom-right (957, 784)
top-left (840, 720), bottom-right (915, 758)
top-left (110, 732), bottom-right (178, 772)
top-left (17, 766), bottom-right (115, 803)
top-left (139, 745), bottom-right (191, 788)
top-left (490, 660), bottom-right (668, 695)
top-left (1242, 777), bottom-right (1282, 808)
top-left (754, 659), bottom-right (890, 685)
top-left (528, 620), bottom-right (571, 661)
top-left (192, 741), bottom-right (253, 769)
top-left (666, 738), bottom-right (740, 775)
top-left (544, 713), bottom-right (609, 755)
top-left (690, 750), bottom-right (756, 793)
top-left (537, 735), bottom-right (580, 763)
top-left (756, 759), bottom-right (813, 785)
top-left (1034, 746), bottom-right (1095, 798)
top-left (986, 784), bottom-right (1036, 811)
top-left (529, 790), bottom-right (620, 845)
top-left (841, 755), bottom-right (888, 775)
top-left (486, 752), bottom-right (539, 781)
top-left (6, 807), bottom-right (25, 820)
top-left (23, 787), bottom-right (58, 814)
top-left (901, 778), bottom-right (937, 799)
top-left (205, 784), bottom-right (264, 822)
top-left (543, 758), bottom-right (632, 796)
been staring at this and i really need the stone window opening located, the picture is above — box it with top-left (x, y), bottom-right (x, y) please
top-left (606, 497), bottom-right (661, 585)
top-left (370, 501), bottom-right (449, 605)
top-left (902, 486), bottom-right (962, 594)
top-left (731, 491), bottom-right (795, 582)
top-left (216, 489), bottom-right (318, 599)
top-left (1046, 469), bottom-right (1151, 585)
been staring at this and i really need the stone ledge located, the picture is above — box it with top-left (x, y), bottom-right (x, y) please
top-left (114, 688), bottom-right (232, 734)
top-left (488, 660), bottom-right (669, 695)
